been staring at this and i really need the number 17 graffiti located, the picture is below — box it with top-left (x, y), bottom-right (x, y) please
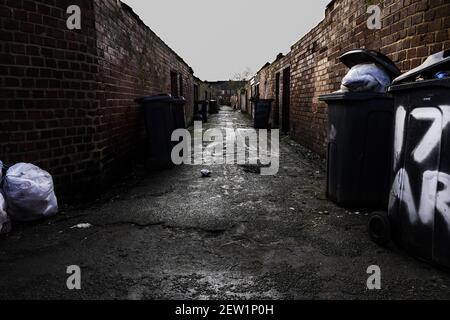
top-left (390, 106), bottom-right (450, 229)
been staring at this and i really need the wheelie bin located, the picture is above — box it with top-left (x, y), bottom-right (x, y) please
top-left (135, 94), bottom-right (186, 169)
top-left (209, 100), bottom-right (218, 114)
top-left (368, 49), bottom-right (450, 270)
top-left (254, 99), bottom-right (273, 129)
top-left (172, 96), bottom-right (187, 130)
top-left (194, 100), bottom-right (208, 122)
top-left (319, 49), bottom-right (401, 209)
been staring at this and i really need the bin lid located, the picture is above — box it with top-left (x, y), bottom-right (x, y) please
top-left (319, 92), bottom-right (392, 102)
top-left (339, 49), bottom-right (401, 80)
top-left (135, 94), bottom-right (185, 104)
top-left (258, 99), bottom-right (274, 102)
top-left (389, 78), bottom-right (450, 92)
top-left (172, 96), bottom-right (186, 105)
top-left (392, 50), bottom-right (450, 85)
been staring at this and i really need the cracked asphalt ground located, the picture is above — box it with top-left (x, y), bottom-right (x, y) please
top-left (1, 106), bottom-right (450, 300)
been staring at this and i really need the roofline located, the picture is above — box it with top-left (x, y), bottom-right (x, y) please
top-left (120, 1), bottom-right (194, 74)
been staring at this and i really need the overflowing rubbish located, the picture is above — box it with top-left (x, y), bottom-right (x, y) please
top-left (201, 169), bottom-right (212, 177)
top-left (340, 63), bottom-right (391, 93)
top-left (71, 223), bottom-right (92, 229)
top-left (3, 163), bottom-right (58, 222)
top-left (393, 49), bottom-right (450, 84)
top-left (337, 49), bottom-right (400, 93)
top-left (320, 49), bottom-right (400, 209)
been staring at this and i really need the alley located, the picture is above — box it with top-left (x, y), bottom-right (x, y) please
top-left (1, 107), bottom-right (450, 300)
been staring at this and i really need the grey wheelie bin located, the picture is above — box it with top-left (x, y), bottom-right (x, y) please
top-left (368, 50), bottom-right (450, 270)
top-left (319, 49), bottom-right (401, 209)
top-left (135, 94), bottom-right (186, 169)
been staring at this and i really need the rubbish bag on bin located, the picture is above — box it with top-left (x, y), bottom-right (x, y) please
top-left (393, 49), bottom-right (450, 83)
top-left (435, 71), bottom-right (449, 79)
top-left (340, 63), bottom-right (391, 93)
top-left (3, 163), bottom-right (58, 222)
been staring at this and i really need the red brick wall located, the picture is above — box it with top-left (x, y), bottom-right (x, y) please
top-left (257, 0), bottom-right (450, 156)
top-left (260, 53), bottom-right (291, 128)
top-left (0, 0), bottom-right (200, 200)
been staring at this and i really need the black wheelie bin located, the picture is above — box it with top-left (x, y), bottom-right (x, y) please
top-left (172, 96), bottom-right (187, 130)
top-left (254, 99), bottom-right (273, 129)
top-left (209, 100), bottom-right (218, 114)
top-left (319, 49), bottom-right (401, 209)
top-left (368, 50), bottom-right (450, 270)
top-left (135, 94), bottom-right (186, 169)
top-left (194, 100), bottom-right (208, 122)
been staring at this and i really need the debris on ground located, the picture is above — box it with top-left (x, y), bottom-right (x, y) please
top-left (70, 223), bottom-right (93, 229)
top-left (201, 169), bottom-right (212, 178)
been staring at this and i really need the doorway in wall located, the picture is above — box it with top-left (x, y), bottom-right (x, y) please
top-left (282, 67), bottom-right (290, 134)
top-left (171, 71), bottom-right (178, 96)
top-left (274, 72), bottom-right (280, 128)
top-left (194, 84), bottom-right (199, 103)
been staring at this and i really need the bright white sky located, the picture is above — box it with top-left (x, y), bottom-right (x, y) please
top-left (122, 0), bottom-right (330, 81)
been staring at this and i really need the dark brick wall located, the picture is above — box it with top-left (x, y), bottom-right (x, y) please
top-left (0, 0), bottom-right (100, 197)
top-left (93, 0), bottom-right (196, 189)
top-left (0, 0), bottom-right (201, 200)
top-left (256, 0), bottom-right (450, 156)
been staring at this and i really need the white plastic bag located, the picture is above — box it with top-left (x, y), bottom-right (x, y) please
top-left (0, 191), bottom-right (11, 234)
top-left (0, 161), bottom-right (11, 234)
top-left (3, 163), bottom-right (58, 222)
top-left (340, 63), bottom-right (391, 93)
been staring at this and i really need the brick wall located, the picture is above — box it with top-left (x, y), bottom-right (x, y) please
top-left (0, 0), bottom-right (202, 200)
top-left (194, 77), bottom-right (212, 103)
top-left (0, 0), bottom-right (100, 198)
top-left (93, 0), bottom-right (196, 190)
top-left (261, 53), bottom-right (291, 128)
top-left (256, 0), bottom-right (450, 156)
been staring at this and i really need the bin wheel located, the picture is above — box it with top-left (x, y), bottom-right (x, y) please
top-left (368, 211), bottom-right (391, 246)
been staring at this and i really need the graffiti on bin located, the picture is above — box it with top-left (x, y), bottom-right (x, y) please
top-left (389, 105), bottom-right (450, 229)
